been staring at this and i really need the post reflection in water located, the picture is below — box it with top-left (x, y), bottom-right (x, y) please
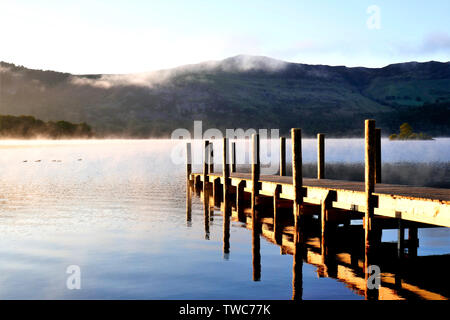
top-left (186, 182), bottom-right (192, 227)
top-left (187, 181), bottom-right (449, 301)
top-left (223, 198), bottom-right (231, 260)
top-left (203, 184), bottom-right (210, 240)
top-left (252, 205), bottom-right (261, 282)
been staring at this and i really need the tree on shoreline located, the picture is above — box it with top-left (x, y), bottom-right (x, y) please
top-left (0, 115), bottom-right (93, 138)
top-left (389, 123), bottom-right (432, 140)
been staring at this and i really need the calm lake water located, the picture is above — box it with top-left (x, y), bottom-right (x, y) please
top-left (0, 138), bottom-right (448, 299)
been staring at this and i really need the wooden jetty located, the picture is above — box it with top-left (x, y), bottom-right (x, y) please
top-left (185, 119), bottom-right (450, 300)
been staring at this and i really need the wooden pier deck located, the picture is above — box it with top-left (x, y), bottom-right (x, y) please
top-left (193, 172), bottom-right (450, 227)
top-left (185, 119), bottom-right (450, 300)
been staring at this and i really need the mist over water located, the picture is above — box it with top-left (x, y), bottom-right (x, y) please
top-left (0, 138), bottom-right (448, 299)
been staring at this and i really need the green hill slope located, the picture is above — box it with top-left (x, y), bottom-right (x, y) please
top-left (1, 56), bottom-right (449, 137)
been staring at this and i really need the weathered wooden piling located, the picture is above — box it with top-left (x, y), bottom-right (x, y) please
top-left (317, 133), bottom-right (325, 179)
top-left (375, 128), bottom-right (382, 183)
top-left (321, 191), bottom-right (336, 259)
top-left (364, 119), bottom-right (378, 300)
top-left (186, 142), bottom-right (192, 222)
top-left (186, 143), bottom-right (192, 185)
top-left (223, 138), bottom-right (231, 256)
top-left (209, 142), bottom-right (214, 174)
top-left (231, 142), bottom-right (236, 173)
top-left (251, 133), bottom-right (261, 281)
top-left (203, 140), bottom-right (209, 193)
top-left (280, 137), bottom-right (286, 176)
top-left (291, 128), bottom-right (303, 245)
top-left (251, 134), bottom-right (260, 213)
top-left (291, 128), bottom-right (305, 299)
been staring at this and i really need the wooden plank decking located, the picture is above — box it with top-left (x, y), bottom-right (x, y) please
top-left (192, 172), bottom-right (450, 227)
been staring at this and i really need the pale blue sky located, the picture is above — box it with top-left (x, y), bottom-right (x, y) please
top-left (0, 0), bottom-right (449, 74)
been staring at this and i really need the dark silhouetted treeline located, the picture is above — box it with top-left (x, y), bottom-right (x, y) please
top-left (0, 115), bottom-right (93, 138)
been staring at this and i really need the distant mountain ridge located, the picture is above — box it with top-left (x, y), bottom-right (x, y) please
top-left (1, 55), bottom-right (449, 137)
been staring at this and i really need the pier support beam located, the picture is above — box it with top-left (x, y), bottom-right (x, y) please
top-left (231, 142), bottom-right (236, 173)
top-left (291, 128), bottom-right (304, 301)
top-left (321, 191), bottom-right (336, 259)
top-left (251, 134), bottom-right (260, 216)
top-left (280, 137), bottom-right (286, 176)
top-left (186, 143), bottom-right (192, 223)
top-left (237, 181), bottom-right (245, 222)
top-left (203, 140), bottom-right (210, 196)
top-left (292, 128), bottom-right (304, 245)
top-left (364, 119), bottom-right (378, 300)
top-left (251, 133), bottom-right (261, 282)
top-left (317, 133), bottom-right (325, 179)
top-left (223, 138), bottom-right (231, 257)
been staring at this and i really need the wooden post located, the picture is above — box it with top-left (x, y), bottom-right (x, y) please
top-left (280, 137), bottom-right (286, 176)
top-left (186, 143), bottom-right (192, 186)
top-left (395, 217), bottom-right (405, 289)
top-left (291, 128), bottom-right (304, 300)
top-left (375, 128), bottom-right (381, 183)
top-left (231, 142), bottom-right (236, 173)
top-left (317, 133), bottom-right (325, 179)
top-left (291, 128), bottom-right (303, 244)
top-left (209, 142), bottom-right (214, 174)
top-left (186, 143), bottom-right (192, 223)
top-left (251, 133), bottom-right (261, 282)
top-left (251, 134), bottom-right (260, 214)
top-left (223, 137), bottom-right (231, 256)
top-left (321, 191), bottom-right (336, 260)
top-left (364, 119), bottom-right (378, 300)
top-left (203, 140), bottom-right (209, 195)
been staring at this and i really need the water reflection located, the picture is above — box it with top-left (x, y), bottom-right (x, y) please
top-left (188, 182), bottom-right (450, 300)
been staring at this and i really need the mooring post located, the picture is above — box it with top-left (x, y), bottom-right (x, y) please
top-left (231, 142), bottom-right (236, 173)
top-left (251, 134), bottom-right (260, 215)
top-left (395, 216), bottom-right (405, 289)
top-left (291, 128), bottom-right (305, 299)
top-left (291, 128), bottom-right (303, 244)
top-left (317, 133), bottom-right (325, 179)
top-left (251, 133), bottom-right (261, 281)
top-left (280, 137), bottom-right (286, 176)
top-left (223, 138), bottom-right (231, 258)
top-left (186, 142), bottom-right (192, 186)
top-left (375, 128), bottom-right (381, 183)
top-left (209, 142), bottom-right (214, 174)
top-left (203, 140), bottom-right (210, 194)
top-left (186, 142), bottom-right (192, 223)
top-left (364, 119), bottom-right (378, 300)
top-left (321, 191), bottom-right (336, 260)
